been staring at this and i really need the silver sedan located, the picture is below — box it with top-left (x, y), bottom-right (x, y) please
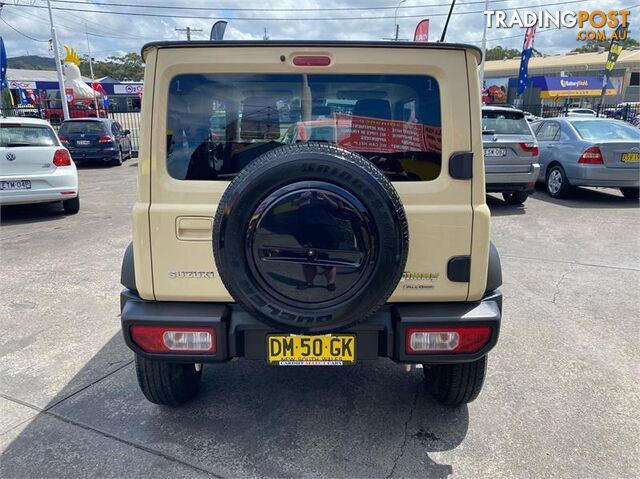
top-left (532, 118), bottom-right (640, 199)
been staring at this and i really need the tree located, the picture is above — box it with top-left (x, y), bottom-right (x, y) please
top-left (571, 37), bottom-right (639, 53)
top-left (485, 46), bottom-right (521, 61)
top-left (79, 53), bottom-right (144, 81)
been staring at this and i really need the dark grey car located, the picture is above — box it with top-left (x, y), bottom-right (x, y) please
top-left (532, 118), bottom-right (640, 199)
top-left (58, 118), bottom-right (133, 166)
top-left (482, 107), bottom-right (540, 205)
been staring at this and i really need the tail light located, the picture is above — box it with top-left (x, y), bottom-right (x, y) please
top-left (58, 135), bottom-right (69, 143)
top-left (406, 327), bottom-right (492, 354)
top-left (292, 55), bottom-right (331, 67)
top-left (578, 146), bottom-right (604, 164)
top-left (53, 148), bottom-right (72, 167)
top-left (98, 135), bottom-right (114, 143)
top-left (130, 326), bottom-right (216, 353)
top-left (519, 142), bottom-right (539, 156)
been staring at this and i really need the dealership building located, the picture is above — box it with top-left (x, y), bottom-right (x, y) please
top-left (483, 48), bottom-right (640, 113)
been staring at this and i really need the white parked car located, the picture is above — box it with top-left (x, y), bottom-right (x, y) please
top-left (566, 108), bottom-right (597, 117)
top-left (0, 117), bottom-right (79, 214)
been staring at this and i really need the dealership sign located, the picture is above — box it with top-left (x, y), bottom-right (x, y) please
top-left (9, 80), bottom-right (37, 89)
top-left (113, 84), bottom-right (143, 95)
top-left (532, 76), bottom-right (616, 98)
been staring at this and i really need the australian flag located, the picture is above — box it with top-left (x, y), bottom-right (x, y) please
top-left (517, 26), bottom-right (536, 96)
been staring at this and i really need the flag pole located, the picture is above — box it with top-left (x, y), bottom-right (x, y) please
top-left (85, 24), bottom-right (99, 115)
top-left (478, 0), bottom-right (489, 94)
top-left (46, 0), bottom-right (69, 120)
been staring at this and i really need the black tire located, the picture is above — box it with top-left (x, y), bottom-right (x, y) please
top-left (502, 191), bottom-right (529, 205)
top-left (213, 143), bottom-right (409, 333)
top-left (620, 187), bottom-right (639, 200)
top-left (135, 354), bottom-right (202, 406)
top-left (112, 149), bottom-right (123, 166)
top-left (62, 195), bottom-right (80, 214)
top-left (423, 356), bottom-right (487, 406)
top-left (545, 165), bottom-right (572, 198)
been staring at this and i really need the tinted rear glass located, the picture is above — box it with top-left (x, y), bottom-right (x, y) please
top-left (482, 110), bottom-right (531, 135)
top-left (167, 74), bottom-right (442, 181)
top-left (59, 121), bottom-right (108, 135)
top-left (0, 124), bottom-right (58, 147)
top-left (572, 121), bottom-right (640, 141)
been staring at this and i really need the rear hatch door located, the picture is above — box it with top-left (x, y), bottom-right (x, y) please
top-left (0, 123), bottom-right (59, 176)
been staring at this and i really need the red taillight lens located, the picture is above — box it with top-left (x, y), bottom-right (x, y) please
top-left (58, 135), bottom-right (69, 143)
top-left (292, 55), bottom-right (331, 67)
top-left (578, 146), bottom-right (604, 164)
top-left (53, 148), bottom-right (72, 167)
top-left (519, 142), bottom-right (539, 156)
top-left (98, 135), bottom-right (113, 143)
top-left (406, 327), bottom-right (492, 354)
top-left (130, 326), bottom-right (216, 353)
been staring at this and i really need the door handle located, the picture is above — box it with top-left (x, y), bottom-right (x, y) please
top-left (176, 216), bottom-right (213, 241)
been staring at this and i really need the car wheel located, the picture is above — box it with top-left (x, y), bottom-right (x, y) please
top-left (423, 355), bottom-right (487, 406)
top-left (502, 191), bottom-right (529, 205)
top-left (135, 354), bottom-right (202, 406)
top-left (546, 165), bottom-right (571, 198)
top-left (62, 195), bottom-right (80, 215)
top-left (112, 149), bottom-right (123, 166)
top-left (213, 142), bottom-right (409, 333)
top-left (620, 187), bottom-right (639, 200)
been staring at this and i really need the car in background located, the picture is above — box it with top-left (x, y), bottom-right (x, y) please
top-left (532, 117), bottom-right (640, 199)
top-left (566, 108), bottom-right (597, 117)
top-left (0, 117), bottom-right (79, 214)
top-left (523, 111), bottom-right (541, 122)
top-left (482, 106), bottom-right (540, 205)
top-left (58, 118), bottom-right (133, 166)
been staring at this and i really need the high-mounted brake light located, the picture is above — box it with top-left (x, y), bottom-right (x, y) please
top-left (130, 326), bottom-right (216, 353)
top-left (519, 142), bottom-right (539, 156)
top-left (52, 148), bottom-right (72, 167)
top-left (292, 55), bottom-right (331, 67)
top-left (98, 135), bottom-right (114, 143)
top-left (578, 146), bottom-right (604, 164)
top-left (406, 326), bottom-right (492, 354)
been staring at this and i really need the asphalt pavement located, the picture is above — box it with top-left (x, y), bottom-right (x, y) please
top-left (1, 161), bottom-right (638, 478)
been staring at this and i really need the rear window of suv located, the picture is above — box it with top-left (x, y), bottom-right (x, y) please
top-left (166, 73), bottom-right (442, 181)
top-left (59, 121), bottom-right (108, 135)
top-left (482, 110), bottom-right (530, 135)
top-left (0, 124), bottom-right (58, 147)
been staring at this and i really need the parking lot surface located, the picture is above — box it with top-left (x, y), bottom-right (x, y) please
top-left (1, 162), bottom-right (638, 479)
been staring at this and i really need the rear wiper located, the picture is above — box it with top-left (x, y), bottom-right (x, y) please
top-left (6, 142), bottom-right (32, 147)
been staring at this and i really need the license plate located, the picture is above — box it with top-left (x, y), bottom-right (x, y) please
top-left (1, 180), bottom-right (31, 191)
top-left (621, 152), bottom-right (640, 163)
top-left (76, 140), bottom-right (91, 146)
top-left (484, 148), bottom-right (507, 157)
top-left (267, 334), bottom-right (355, 366)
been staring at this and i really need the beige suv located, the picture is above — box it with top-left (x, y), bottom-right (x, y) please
top-left (120, 41), bottom-right (503, 407)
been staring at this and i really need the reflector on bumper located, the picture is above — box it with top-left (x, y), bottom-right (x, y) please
top-left (406, 327), bottom-right (491, 354)
top-left (131, 326), bottom-right (216, 353)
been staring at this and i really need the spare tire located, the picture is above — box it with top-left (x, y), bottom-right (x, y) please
top-left (213, 143), bottom-right (408, 332)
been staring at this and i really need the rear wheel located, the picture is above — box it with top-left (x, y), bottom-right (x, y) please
top-left (620, 187), bottom-right (639, 200)
top-left (423, 356), bottom-right (487, 406)
top-left (112, 148), bottom-right (123, 166)
top-left (135, 354), bottom-right (202, 406)
top-left (502, 191), bottom-right (529, 205)
top-left (546, 165), bottom-right (571, 198)
top-left (62, 195), bottom-right (80, 215)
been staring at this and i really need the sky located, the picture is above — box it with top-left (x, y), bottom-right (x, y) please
top-left (0, 0), bottom-right (634, 61)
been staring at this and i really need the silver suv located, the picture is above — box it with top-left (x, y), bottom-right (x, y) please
top-left (482, 106), bottom-right (540, 205)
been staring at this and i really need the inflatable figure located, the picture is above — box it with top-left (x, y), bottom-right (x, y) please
top-left (63, 46), bottom-right (99, 101)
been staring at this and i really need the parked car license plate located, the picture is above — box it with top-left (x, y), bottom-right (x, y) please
top-left (267, 334), bottom-right (355, 365)
top-left (484, 147), bottom-right (507, 157)
top-left (1, 180), bottom-right (31, 191)
top-left (76, 140), bottom-right (91, 146)
top-left (621, 152), bottom-right (640, 163)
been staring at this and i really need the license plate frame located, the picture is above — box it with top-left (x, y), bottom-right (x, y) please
top-left (0, 180), bottom-right (31, 191)
top-left (621, 152), bottom-right (640, 163)
top-left (267, 334), bottom-right (356, 366)
top-left (76, 140), bottom-right (91, 146)
top-left (484, 147), bottom-right (507, 157)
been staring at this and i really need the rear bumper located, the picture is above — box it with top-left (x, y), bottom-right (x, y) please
top-left (120, 289), bottom-right (502, 364)
top-left (566, 164), bottom-right (640, 187)
top-left (68, 148), bottom-right (118, 162)
top-left (0, 169), bottom-right (78, 205)
top-left (485, 163), bottom-right (540, 192)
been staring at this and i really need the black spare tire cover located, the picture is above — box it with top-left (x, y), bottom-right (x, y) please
top-left (213, 143), bottom-right (409, 332)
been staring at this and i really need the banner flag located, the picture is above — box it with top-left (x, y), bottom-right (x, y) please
top-left (600, 23), bottom-right (628, 99)
top-left (414, 20), bottom-right (430, 42)
top-left (210, 21), bottom-right (228, 41)
top-left (517, 26), bottom-right (536, 96)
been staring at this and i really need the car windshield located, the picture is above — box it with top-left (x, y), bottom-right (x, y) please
top-left (0, 124), bottom-right (58, 147)
top-left (59, 121), bottom-right (108, 135)
top-left (481, 110), bottom-right (530, 135)
top-left (572, 121), bottom-right (640, 141)
top-left (166, 73), bottom-right (442, 182)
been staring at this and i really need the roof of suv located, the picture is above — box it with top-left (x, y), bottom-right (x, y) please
top-left (141, 40), bottom-right (483, 63)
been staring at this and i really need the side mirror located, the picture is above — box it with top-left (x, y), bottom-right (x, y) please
top-left (124, 129), bottom-right (131, 136)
